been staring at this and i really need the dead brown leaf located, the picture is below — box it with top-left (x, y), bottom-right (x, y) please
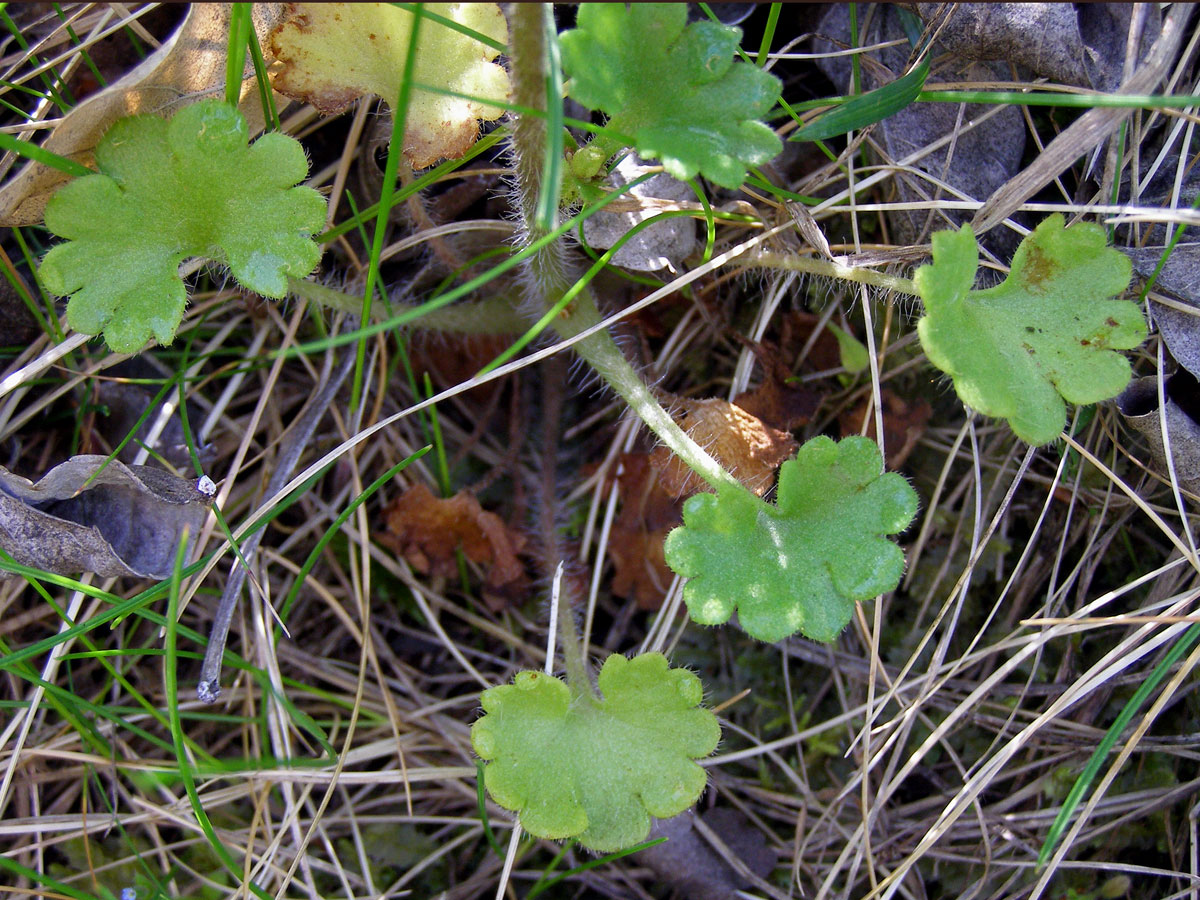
top-left (380, 482), bottom-right (527, 608)
top-left (652, 397), bottom-right (797, 498)
top-left (606, 453), bottom-right (683, 609)
top-left (778, 310), bottom-right (845, 374)
top-left (732, 337), bottom-right (821, 432)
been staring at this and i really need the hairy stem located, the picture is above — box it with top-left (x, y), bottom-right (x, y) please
top-left (508, 2), bottom-right (752, 693)
top-left (736, 251), bottom-right (918, 297)
top-left (506, 3), bottom-right (740, 496)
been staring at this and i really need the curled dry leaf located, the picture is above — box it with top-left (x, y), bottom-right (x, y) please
top-left (267, 3), bottom-right (509, 168)
top-left (1117, 373), bottom-right (1200, 498)
top-left (838, 388), bottom-right (932, 470)
top-left (380, 482), bottom-right (527, 607)
top-left (0, 4), bottom-right (286, 226)
top-left (652, 397), bottom-right (797, 498)
top-left (0, 455), bottom-right (214, 579)
top-left (1126, 243), bottom-right (1200, 379)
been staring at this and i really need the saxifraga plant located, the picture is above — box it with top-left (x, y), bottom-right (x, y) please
top-left (21, 0), bottom-right (1150, 861)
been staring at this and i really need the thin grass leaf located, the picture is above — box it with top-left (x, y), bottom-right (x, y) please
top-left (0, 130), bottom-right (93, 177)
top-left (286, 166), bottom-right (660, 361)
top-left (535, 4), bottom-right (564, 233)
top-left (756, 4), bottom-right (781, 67)
top-left (165, 528), bottom-right (271, 900)
top-left (792, 58), bottom-right (929, 142)
top-left (0, 855), bottom-right (98, 900)
top-left (475, 759), bottom-right (506, 858)
top-left (1038, 622), bottom-right (1200, 866)
top-left (276, 447), bottom-right (430, 628)
top-left (525, 837), bottom-right (667, 899)
top-left (224, 3), bottom-right (252, 106)
top-left (246, 15), bottom-right (280, 131)
top-left (353, 1), bottom-right (423, 415)
top-left (391, 1), bottom-right (507, 53)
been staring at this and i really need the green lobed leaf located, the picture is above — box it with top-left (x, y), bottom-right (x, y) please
top-left (915, 215), bottom-right (1147, 446)
top-left (559, 3), bottom-right (782, 189)
top-left (664, 436), bottom-right (918, 643)
top-left (39, 100), bottom-right (327, 354)
top-left (471, 652), bottom-right (720, 852)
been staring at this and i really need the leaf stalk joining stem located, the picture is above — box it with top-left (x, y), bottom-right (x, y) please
top-left (506, 2), bottom-right (745, 691)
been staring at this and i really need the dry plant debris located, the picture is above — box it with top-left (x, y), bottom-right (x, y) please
top-left (380, 482), bottom-right (527, 607)
top-left (651, 396), bottom-right (798, 498)
top-left (2, 4), bottom-right (1199, 900)
top-left (267, 2), bottom-right (509, 168)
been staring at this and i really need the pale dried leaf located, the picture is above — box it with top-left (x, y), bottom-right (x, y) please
top-left (267, 3), bottom-right (509, 168)
top-left (652, 397), bottom-right (797, 498)
top-left (0, 4), bottom-right (285, 226)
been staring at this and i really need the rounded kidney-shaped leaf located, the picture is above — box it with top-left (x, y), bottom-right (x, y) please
top-left (559, 3), bottom-right (781, 189)
top-left (39, 100), bottom-right (326, 353)
top-left (664, 436), bottom-right (918, 643)
top-left (915, 215), bottom-right (1146, 445)
top-left (471, 652), bottom-right (720, 852)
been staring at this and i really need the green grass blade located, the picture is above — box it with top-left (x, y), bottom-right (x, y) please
top-left (283, 169), bottom-right (660, 360)
top-left (474, 172), bottom-right (661, 377)
top-left (390, 1), bottom-right (507, 53)
top-left (756, 4), bottom-right (781, 67)
top-left (224, 2), bottom-right (252, 106)
top-left (475, 759), bottom-right (506, 858)
top-left (165, 527), bottom-right (271, 900)
top-left (525, 837), bottom-right (667, 899)
top-left (0, 129), bottom-right (93, 177)
top-left (1038, 622), bottom-right (1200, 866)
top-left (54, 3), bottom-right (106, 89)
top-left (0, 5), bottom-right (73, 112)
top-left (246, 14), bottom-right (280, 131)
top-left (535, 4), bottom-right (564, 233)
top-left (355, 1), bottom-right (423, 416)
top-left (792, 58), bottom-right (929, 142)
top-left (916, 89), bottom-right (1200, 109)
top-left (0, 854), bottom-right (99, 900)
top-left (276, 446), bottom-right (429, 630)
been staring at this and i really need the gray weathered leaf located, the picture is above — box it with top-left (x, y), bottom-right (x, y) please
top-left (582, 154), bottom-right (698, 273)
top-left (911, 3), bottom-right (1160, 91)
top-left (0, 455), bottom-right (214, 579)
top-left (1126, 243), bottom-right (1200, 378)
top-left (641, 807), bottom-right (777, 900)
top-left (1116, 374), bottom-right (1200, 498)
top-left (814, 5), bottom-right (1025, 257)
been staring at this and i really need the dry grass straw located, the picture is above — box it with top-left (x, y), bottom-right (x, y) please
top-left (2, 4), bottom-right (1200, 900)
